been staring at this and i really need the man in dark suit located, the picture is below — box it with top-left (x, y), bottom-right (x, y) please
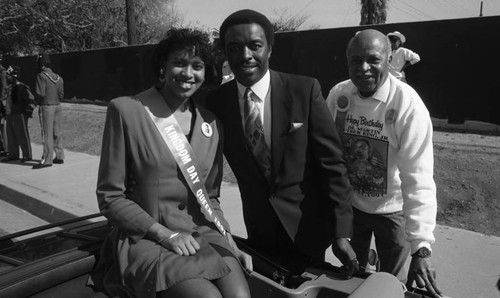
top-left (206, 9), bottom-right (357, 276)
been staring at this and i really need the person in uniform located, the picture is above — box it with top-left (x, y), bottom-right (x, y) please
top-left (33, 53), bottom-right (64, 169)
top-left (1, 66), bottom-right (32, 163)
top-left (0, 54), bottom-right (8, 156)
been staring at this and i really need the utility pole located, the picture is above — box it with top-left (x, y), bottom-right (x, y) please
top-left (479, 1), bottom-right (483, 17)
top-left (365, 0), bottom-right (379, 25)
top-left (125, 0), bottom-right (137, 45)
top-left (367, 0), bottom-right (373, 24)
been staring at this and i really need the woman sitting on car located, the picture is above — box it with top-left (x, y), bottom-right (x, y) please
top-left (88, 28), bottom-right (251, 298)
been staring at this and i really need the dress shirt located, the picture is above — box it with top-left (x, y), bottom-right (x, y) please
top-left (237, 70), bottom-right (271, 147)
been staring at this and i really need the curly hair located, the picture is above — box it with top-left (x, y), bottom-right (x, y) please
top-left (151, 28), bottom-right (213, 79)
top-left (219, 9), bottom-right (274, 51)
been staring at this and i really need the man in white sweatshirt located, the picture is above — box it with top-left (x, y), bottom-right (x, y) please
top-left (326, 29), bottom-right (443, 298)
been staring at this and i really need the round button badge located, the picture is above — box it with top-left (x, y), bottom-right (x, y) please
top-left (336, 95), bottom-right (351, 112)
top-left (201, 122), bottom-right (213, 137)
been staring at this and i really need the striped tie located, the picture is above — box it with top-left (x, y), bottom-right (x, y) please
top-left (243, 88), bottom-right (271, 180)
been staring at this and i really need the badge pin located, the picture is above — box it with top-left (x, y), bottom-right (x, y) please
top-left (385, 109), bottom-right (397, 124)
top-left (336, 95), bottom-right (351, 112)
top-left (201, 122), bottom-right (213, 137)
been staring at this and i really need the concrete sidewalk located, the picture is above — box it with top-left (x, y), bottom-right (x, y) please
top-left (1, 143), bottom-right (499, 297)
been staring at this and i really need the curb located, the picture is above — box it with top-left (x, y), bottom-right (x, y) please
top-left (432, 118), bottom-right (500, 135)
top-left (0, 184), bottom-right (78, 224)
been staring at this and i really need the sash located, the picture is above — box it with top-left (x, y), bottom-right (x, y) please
top-left (139, 95), bottom-right (227, 238)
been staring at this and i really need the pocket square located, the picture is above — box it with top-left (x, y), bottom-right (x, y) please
top-left (288, 122), bottom-right (303, 133)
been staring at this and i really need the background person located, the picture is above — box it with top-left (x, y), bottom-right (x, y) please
top-left (1, 66), bottom-right (32, 163)
top-left (387, 31), bottom-right (420, 82)
top-left (89, 28), bottom-right (251, 298)
top-left (0, 55), bottom-right (8, 156)
top-left (34, 53), bottom-right (64, 169)
top-left (326, 29), bottom-right (443, 298)
top-left (206, 9), bottom-right (357, 278)
top-left (221, 60), bottom-right (235, 84)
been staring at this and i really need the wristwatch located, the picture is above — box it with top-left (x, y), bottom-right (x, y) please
top-left (412, 247), bottom-right (432, 258)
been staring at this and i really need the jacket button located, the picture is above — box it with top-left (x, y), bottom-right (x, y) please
top-left (178, 203), bottom-right (186, 210)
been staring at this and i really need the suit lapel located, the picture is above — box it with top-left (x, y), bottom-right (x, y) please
top-left (222, 81), bottom-right (248, 147)
top-left (270, 71), bottom-right (291, 182)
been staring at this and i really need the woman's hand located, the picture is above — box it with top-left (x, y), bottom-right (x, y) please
top-left (226, 233), bottom-right (253, 272)
top-left (234, 247), bottom-right (253, 272)
top-left (148, 223), bottom-right (200, 256)
top-left (158, 232), bottom-right (201, 256)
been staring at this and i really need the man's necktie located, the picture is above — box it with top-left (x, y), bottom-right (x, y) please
top-left (243, 88), bottom-right (271, 180)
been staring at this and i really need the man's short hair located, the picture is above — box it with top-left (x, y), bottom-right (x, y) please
top-left (38, 53), bottom-right (51, 67)
top-left (219, 9), bottom-right (274, 49)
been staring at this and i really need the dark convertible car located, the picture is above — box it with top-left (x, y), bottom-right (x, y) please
top-left (0, 213), bottom-right (432, 297)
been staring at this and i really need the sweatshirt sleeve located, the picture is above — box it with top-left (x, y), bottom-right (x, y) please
top-left (397, 96), bottom-right (436, 254)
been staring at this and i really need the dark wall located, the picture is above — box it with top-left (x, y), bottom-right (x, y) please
top-left (3, 45), bottom-right (156, 102)
top-left (3, 15), bottom-right (499, 124)
top-left (59, 45), bottom-right (155, 101)
top-left (271, 16), bottom-right (500, 125)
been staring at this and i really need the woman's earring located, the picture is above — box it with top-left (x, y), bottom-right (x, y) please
top-left (156, 68), bottom-right (166, 89)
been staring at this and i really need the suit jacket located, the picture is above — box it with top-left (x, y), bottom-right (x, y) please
top-left (9, 82), bottom-right (30, 115)
top-left (207, 70), bottom-right (353, 256)
top-left (35, 68), bottom-right (64, 105)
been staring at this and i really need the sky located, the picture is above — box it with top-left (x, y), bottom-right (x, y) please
top-left (175, 0), bottom-right (500, 31)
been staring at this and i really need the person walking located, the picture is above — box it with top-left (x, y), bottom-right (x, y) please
top-left (33, 53), bottom-right (64, 169)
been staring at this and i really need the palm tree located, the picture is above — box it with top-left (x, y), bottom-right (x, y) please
top-left (360, 0), bottom-right (389, 25)
top-left (125, 0), bottom-right (137, 45)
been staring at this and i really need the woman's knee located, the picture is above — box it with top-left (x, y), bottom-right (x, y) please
top-left (157, 279), bottom-right (222, 298)
top-left (215, 257), bottom-right (251, 298)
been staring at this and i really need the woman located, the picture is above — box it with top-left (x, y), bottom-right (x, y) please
top-left (90, 28), bottom-right (252, 298)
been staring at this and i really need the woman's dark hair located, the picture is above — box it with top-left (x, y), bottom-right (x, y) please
top-left (151, 28), bottom-right (213, 79)
top-left (219, 9), bottom-right (274, 50)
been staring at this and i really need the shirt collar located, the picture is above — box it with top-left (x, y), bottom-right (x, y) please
top-left (237, 70), bottom-right (271, 102)
top-left (351, 75), bottom-right (391, 103)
